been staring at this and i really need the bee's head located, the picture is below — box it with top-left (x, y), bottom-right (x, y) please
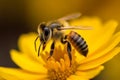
top-left (38, 22), bottom-right (52, 43)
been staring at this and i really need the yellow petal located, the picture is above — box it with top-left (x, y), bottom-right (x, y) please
top-left (71, 18), bottom-right (118, 55)
top-left (76, 66), bottom-right (104, 79)
top-left (10, 50), bottom-right (47, 73)
top-left (78, 47), bottom-right (120, 70)
top-left (70, 17), bottom-right (102, 50)
top-left (88, 20), bottom-right (118, 54)
top-left (75, 52), bottom-right (86, 63)
top-left (18, 33), bottom-right (36, 55)
top-left (0, 72), bottom-right (21, 80)
top-left (67, 78), bottom-right (72, 80)
top-left (18, 33), bottom-right (46, 64)
top-left (67, 75), bottom-right (88, 80)
top-left (80, 32), bottom-right (120, 64)
top-left (71, 17), bottom-right (102, 41)
top-left (0, 67), bottom-right (48, 80)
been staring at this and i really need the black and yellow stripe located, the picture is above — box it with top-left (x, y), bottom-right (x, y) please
top-left (68, 31), bottom-right (88, 56)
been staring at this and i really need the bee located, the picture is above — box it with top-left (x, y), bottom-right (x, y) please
top-left (34, 13), bottom-right (91, 65)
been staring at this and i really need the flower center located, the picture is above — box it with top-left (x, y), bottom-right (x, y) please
top-left (42, 45), bottom-right (78, 80)
top-left (47, 62), bottom-right (77, 80)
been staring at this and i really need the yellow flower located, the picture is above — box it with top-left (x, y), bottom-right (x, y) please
top-left (0, 17), bottom-right (120, 80)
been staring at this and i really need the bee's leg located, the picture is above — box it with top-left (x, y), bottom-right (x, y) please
top-left (61, 36), bottom-right (72, 66)
top-left (38, 43), bottom-right (42, 56)
top-left (34, 36), bottom-right (39, 52)
top-left (42, 42), bottom-right (46, 51)
top-left (47, 41), bottom-right (55, 60)
top-left (67, 42), bottom-right (72, 66)
top-left (35, 37), bottom-right (44, 56)
top-left (38, 42), bottom-right (46, 56)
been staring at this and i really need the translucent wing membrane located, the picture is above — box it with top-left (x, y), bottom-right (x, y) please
top-left (58, 26), bottom-right (92, 30)
top-left (58, 13), bottom-right (81, 21)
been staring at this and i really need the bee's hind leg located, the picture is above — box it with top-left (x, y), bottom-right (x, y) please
top-left (61, 36), bottom-right (72, 66)
top-left (67, 42), bottom-right (72, 66)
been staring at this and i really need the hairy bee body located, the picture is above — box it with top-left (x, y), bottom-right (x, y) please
top-left (48, 21), bottom-right (64, 40)
top-left (68, 31), bottom-right (88, 56)
top-left (35, 13), bottom-right (91, 65)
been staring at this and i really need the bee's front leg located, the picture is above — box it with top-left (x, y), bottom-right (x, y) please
top-left (47, 41), bottom-right (55, 60)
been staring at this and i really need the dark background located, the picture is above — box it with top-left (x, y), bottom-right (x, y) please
top-left (0, 0), bottom-right (120, 80)
top-left (0, 0), bottom-right (29, 67)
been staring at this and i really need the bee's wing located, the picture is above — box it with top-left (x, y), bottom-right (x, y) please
top-left (58, 26), bottom-right (92, 30)
top-left (58, 13), bottom-right (81, 21)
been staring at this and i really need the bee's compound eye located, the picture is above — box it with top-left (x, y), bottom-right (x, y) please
top-left (44, 27), bottom-right (50, 36)
top-left (39, 22), bottom-right (46, 30)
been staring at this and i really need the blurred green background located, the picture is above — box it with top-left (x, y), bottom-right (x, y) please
top-left (0, 0), bottom-right (120, 80)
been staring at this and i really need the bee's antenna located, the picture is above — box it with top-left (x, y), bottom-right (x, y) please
top-left (34, 36), bottom-right (39, 52)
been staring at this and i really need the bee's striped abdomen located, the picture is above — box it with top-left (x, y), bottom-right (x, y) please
top-left (68, 31), bottom-right (88, 56)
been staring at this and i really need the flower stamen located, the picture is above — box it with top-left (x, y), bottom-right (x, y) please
top-left (42, 46), bottom-right (78, 80)
top-left (47, 58), bottom-right (77, 80)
